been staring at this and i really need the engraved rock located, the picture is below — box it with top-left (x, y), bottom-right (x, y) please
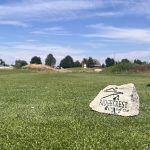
top-left (89, 83), bottom-right (139, 116)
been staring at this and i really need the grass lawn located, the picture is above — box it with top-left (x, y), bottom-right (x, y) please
top-left (0, 70), bottom-right (150, 150)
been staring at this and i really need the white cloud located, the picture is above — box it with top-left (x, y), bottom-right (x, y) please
top-left (86, 24), bottom-right (150, 43)
top-left (0, 20), bottom-right (29, 27)
top-left (0, 42), bottom-right (149, 65)
top-left (110, 50), bottom-right (150, 62)
top-left (0, 42), bottom-right (85, 65)
top-left (94, 12), bottom-right (123, 17)
top-left (26, 39), bottom-right (37, 42)
top-left (109, 0), bottom-right (150, 18)
top-left (0, 0), bottom-right (150, 23)
top-left (31, 26), bottom-right (66, 35)
top-left (0, 0), bottom-right (130, 23)
top-left (0, 0), bottom-right (102, 20)
top-left (97, 50), bottom-right (150, 64)
top-left (125, 0), bottom-right (150, 17)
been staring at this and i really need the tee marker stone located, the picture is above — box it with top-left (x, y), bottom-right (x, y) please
top-left (90, 83), bottom-right (139, 116)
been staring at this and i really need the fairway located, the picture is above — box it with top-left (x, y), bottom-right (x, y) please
top-left (0, 70), bottom-right (150, 150)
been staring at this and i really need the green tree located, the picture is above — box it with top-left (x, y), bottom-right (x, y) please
top-left (0, 59), bottom-right (5, 66)
top-left (101, 64), bottom-right (105, 68)
top-left (45, 54), bottom-right (56, 67)
top-left (121, 59), bottom-right (130, 63)
top-left (30, 56), bottom-right (42, 64)
top-left (134, 59), bottom-right (143, 65)
top-left (105, 57), bottom-right (115, 67)
top-left (87, 57), bottom-right (95, 68)
top-left (15, 60), bottom-right (28, 69)
top-left (60, 56), bottom-right (74, 68)
top-left (74, 60), bottom-right (81, 67)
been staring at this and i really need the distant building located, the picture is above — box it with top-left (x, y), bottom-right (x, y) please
top-left (81, 58), bottom-right (88, 68)
top-left (83, 64), bottom-right (87, 69)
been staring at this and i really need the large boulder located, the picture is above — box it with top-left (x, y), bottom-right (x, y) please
top-left (89, 83), bottom-right (139, 116)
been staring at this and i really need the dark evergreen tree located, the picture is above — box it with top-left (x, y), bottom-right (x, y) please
top-left (105, 57), bottom-right (115, 67)
top-left (0, 59), bottom-right (5, 66)
top-left (30, 56), bottom-right (42, 64)
top-left (121, 59), bottom-right (130, 63)
top-left (74, 60), bottom-right (81, 67)
top-left (134, 59), bottom-right (143, 65)
top-left (87, 57), bottom-right (95, 68)
top-left (45, 54), bottom-right (56, 67)
top-left (101, 64), bottom-right (105, 68)
top-left (60, 56), bottom-right (74, 68)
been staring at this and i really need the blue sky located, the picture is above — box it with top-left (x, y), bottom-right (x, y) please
top-left (0, 0), bottom-right (150, 65)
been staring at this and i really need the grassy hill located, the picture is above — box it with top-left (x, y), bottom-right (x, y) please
top-left (0, 70), bottom-right (150, 149)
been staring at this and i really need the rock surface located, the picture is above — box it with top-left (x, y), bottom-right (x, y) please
top-left (89, 83), bottom-right (139, 116)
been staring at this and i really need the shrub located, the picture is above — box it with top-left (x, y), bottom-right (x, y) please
top-left (15, 60), bottom-right (28, 69)
top-left (111, 62), bottom-right (134, 73)
top-left (102, 62), bottom-right (134, 73)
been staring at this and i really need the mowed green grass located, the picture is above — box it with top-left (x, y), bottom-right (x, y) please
top-left (0, 70), bottom-right (150, 150)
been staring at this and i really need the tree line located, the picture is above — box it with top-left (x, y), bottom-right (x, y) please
top-left (102, 58), bottom-right (149, 68)
top-left (0, 54), bottom-right (149, 69)
top-left (14, 54), bottom-right (99, 69)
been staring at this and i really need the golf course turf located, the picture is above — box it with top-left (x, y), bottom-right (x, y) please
top-left (0, 70), bottom-right (150, 149)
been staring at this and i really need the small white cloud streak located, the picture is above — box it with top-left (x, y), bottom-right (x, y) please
top-left (0, 20), bottom-right (29, 27)
top-left (86, 24), bottom-right (150, 43)
top-left (94, 11), bottom-right (123, 17)
top-left (31, 26), bottom-right (66, 35)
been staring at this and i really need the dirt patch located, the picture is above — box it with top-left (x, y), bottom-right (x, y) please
top-left (23, 64), bottom-right (71, 73)
top-left (23, 64), bottom-right (56, 71)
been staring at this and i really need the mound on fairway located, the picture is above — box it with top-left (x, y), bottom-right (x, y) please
top-left (23, 64), bottom-right (71, 72)
top-left (23, 64), bottom-right (56, 71)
